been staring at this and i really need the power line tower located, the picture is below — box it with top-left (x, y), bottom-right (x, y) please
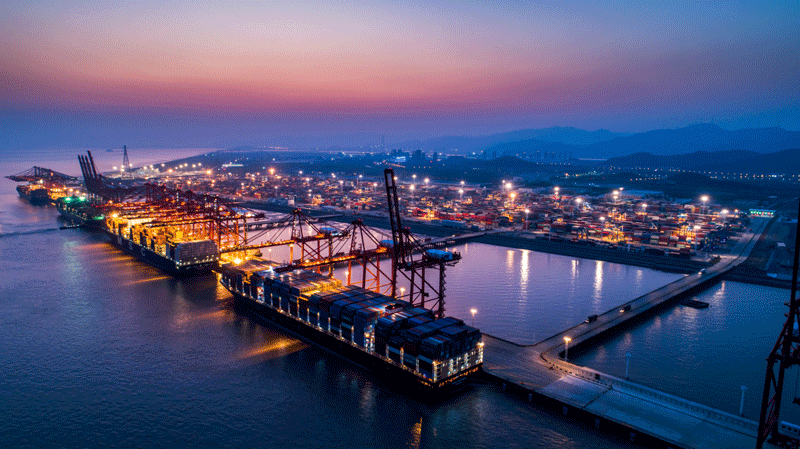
top-left (758, 199), bottom-right (800, 449)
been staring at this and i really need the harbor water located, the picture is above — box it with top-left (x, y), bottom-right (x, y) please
top-left (1, 147), bottom-right (795, 445)
top-left (0, 176), bottom-right (639, 448)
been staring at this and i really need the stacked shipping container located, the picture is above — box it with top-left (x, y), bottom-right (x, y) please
top-left (219, 260), bottom-right (483, 387)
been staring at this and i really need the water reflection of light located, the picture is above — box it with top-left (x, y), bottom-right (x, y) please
top-left (520, 249), bottom-right (529, 290)
top-left (506, 249), bottom-right (514, 271)
top-left (408, 417), bottom-right (423, 449)
top-left (593, 261), bottom-right (604, 302)
top-left (358, 380), bottom-right (376, 422)
top-left (234, 337), bottom-right (307, 362)
top-left (122, 275), bottom-right (172, 286)
top-left (570, 259), bottom-right (579, 286)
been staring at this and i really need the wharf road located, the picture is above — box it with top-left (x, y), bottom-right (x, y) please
top-left (482, 218), bottom-right (782, 449)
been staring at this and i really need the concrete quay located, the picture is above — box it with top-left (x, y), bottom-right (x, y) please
top-left (480, 218), bottom-right (780, 448)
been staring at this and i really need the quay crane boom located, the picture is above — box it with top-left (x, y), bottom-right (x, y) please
top-left (383, 168), bottom-right (461, 318)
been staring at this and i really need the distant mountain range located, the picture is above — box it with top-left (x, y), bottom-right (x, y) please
top-left (603, 148), bottom-right (800, 174)
top-left (406, 124), bottom-right (800, 160)
top-left (397, 127), bottom-right (624, 153)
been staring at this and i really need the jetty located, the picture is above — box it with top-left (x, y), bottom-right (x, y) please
top-left (480, 218), bottom-right (787, 448)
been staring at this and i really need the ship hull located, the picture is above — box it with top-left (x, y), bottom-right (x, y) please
top-left (226, 287), bottom-right (480, 399)
top-left (56, 203), bottom-right (104, 229)
top-left (16, 185), bottom-right (50, 204)
top-left (106, 232), bottom-right (215, 276)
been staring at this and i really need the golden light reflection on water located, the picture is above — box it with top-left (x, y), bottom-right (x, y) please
top-left (520, 249), bottom-right (529, 290)
top-left (122, 275), bottom-right (172, 286)
top-left (234, 338), bottom-right (307, 362)
top-left (593, 260), bottom-right (604, 302)
top-left (408, 417), bottom-right (422, 449)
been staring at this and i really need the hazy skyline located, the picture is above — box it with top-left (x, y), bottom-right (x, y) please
top-left (2, 1), bottom-right (799, 150)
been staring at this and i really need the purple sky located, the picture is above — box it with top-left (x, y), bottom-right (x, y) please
top-left (2, 1), bottom-right (799, 150)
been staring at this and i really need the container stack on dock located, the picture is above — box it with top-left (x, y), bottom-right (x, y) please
top-left (219, 259), bottom-right (483, 391)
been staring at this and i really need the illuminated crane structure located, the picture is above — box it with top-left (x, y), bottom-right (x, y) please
top-left (75, 151), bottom-right (461, 317)
top-left (384, 168), bottom-right (461, 318)
top-left (758, 198), bottom-right (800, 449)
top-left (6, 166), bottom-right (78, 184)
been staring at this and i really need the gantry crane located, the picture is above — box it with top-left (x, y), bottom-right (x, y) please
top-left (758, 198), bottom-right (800, 449)
top-left (384, 168), bottom-right (461, 318)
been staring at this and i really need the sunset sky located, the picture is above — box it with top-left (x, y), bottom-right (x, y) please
top-left (2, 1), bottom-right (799, 150)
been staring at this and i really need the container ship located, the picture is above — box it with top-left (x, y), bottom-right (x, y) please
top-left (16, 184), bottom-right (50, 204)
top-left (104, 213), bottom-right (219, 275)
top-left (56, 196), bottom-right (106, 229)
top-left (219, 259), bottom-right (483, 394)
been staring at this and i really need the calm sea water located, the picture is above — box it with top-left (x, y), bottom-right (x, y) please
top-left (2, 149), bottom-right (794, 446)
top-left (572, 281), bottom-right (797, 423)
top-left (0, 178), bottom-right (638, 448)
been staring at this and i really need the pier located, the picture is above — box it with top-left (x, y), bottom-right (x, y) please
top-left (481, 218), bottom-right (782, 448)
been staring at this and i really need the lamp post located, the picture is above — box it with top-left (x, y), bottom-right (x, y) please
top-left (410, 184), bottom-right (415, 199)
top-left (358, 174), bottom-right (362, 189)
top-left (700, 195), bottom-right (709, 215)
top-left (470, 308), bottom-right (477, 327)
top-left (600, 216), bottom-right (606, 240)
top-left (740, 385), bottom-right (748, 416)
top-left (424, 178), bottom-right (429, 188)
top-left (564, 336), bottom-right (572, 362)
top-left (525, 209), bottom-right (530, 230)
top-left (721, 209), bottom-right (729, 225)
top-left (625, 352), bottom-right (631, 379)
top-left (510, 192), bottom-right (516, 207)
top-left (459, 189), bottom-right (464, 200)
top-left (693, 225), bottom-right (701, 250)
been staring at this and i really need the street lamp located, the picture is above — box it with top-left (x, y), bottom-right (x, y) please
top-left (510, 192), bottom-right (516, 206)
top-left (524, 209), bottom-right (530, 230)
top-left (358, 174), bottom-right (362, 188)
top-left (410, 184), bottom-right (415, 199)
top-left (459, 189), bottom-right (464, 200)
top-left (721, 209), bottom-right (729, 225)
top-left (700, 195), bottom-right (709, 214)
top-left (470, 308), bottom-right (477, 327)
top-left (693, 225), bottom-right (701, 250)
top-left (424, 177), bottom-right (429, 187)
top-left (505, 182), bottom-right (512, 191)
top-left (564, 336), bottom-right (572, 362)
top-left (625, 352), bottom-right (631, 379)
